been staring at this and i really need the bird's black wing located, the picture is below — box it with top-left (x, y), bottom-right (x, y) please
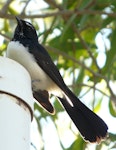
top-left (29, 43), bottom-right (67, 91)
top-left (33, 90), bottom-right (55, 114)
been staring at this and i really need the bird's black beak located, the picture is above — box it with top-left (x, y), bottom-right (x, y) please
top-left (15, 17), bottom-right (23, 28)
top-left (15, 16), bottom-right (24, 37)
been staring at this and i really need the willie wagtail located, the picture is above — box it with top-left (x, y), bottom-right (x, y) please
top-left (7, 17), bottom-right (108, 143)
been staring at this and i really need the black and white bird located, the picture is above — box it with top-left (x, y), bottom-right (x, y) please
top-left (7, 17), bottom-right (108, 143)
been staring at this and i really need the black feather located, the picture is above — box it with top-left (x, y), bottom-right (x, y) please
top-left (58, 94), bottom-right (108, 143)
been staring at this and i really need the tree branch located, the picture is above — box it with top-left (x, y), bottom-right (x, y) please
top-left (1, 0), bottom-right (13, 14)
top-left (45, 45), bottom-right (107, 80)
top-left (81, 83), bottom-right (109, 98)
top-left (0, 32), bottom-right (11, 41)
top-left (72, 23), bottom-right (100, 71)
top-left (20, 0), bottom-right (32, 15)
top-left (0, 9), bottom-right (116, 19)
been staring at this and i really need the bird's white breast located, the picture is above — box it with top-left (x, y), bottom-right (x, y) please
top-left (7, 41), bottom-right (60, 93)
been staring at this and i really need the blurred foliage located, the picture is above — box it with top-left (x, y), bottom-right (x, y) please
top-left (1, 0), bottom-right (116, 150)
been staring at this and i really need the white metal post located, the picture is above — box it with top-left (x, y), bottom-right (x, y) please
top-left (0, 56), bottom-right (33, 150)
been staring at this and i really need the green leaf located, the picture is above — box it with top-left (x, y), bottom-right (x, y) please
top-left (66, 135), bottom-right (86, 150)
top-left (94, 98), bottom-right (102, 112)
top-left (79, 0), bottom-right (93, 9)
top-left (61, 13), bottom-right (77, 41)
top-left (34, 102), bottom-right (50, 119)
top-left (54, 98), bottom-right (64, 113)
top-left (4, 19), bottom-right (9, 32)
top-left (74, 67), bottom-right (85, 95)
top-left (102, 17), bottom-right (115, 28)
top-left (109, 133), bottom-right (116, 142)
top-left (8, 6), bottom-right (19, 15)
top-left (103, 28), bottom-right (116, 74)
top-left (109, 100), bottom-right (116, 117)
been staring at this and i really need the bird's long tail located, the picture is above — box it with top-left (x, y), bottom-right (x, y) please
top-left (57, 87), bottom-right (108, 143)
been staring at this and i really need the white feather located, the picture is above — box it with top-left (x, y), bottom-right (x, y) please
top-left (7, 41), bottom-right (61, 95)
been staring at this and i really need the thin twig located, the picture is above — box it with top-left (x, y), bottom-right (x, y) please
top-left (44, 0), bottom-right (63, 10)
top-left (0, 32), bottom-right (11, 40)
top-left (45, 45), bottom-right (107, 80)
top-left (72, 23), bottom-right (100, 71)
top-left (84, 0), bottom-right (97, 9)
top-left (21, 0), bottom-right (32, 15)
top-left (69, 83), bottom-right (109, 98)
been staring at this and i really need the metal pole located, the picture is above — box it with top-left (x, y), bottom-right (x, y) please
top-left (0, 56), bottom-right (33, 150)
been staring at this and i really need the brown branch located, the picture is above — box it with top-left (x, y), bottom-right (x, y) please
top-left (72, 23), bottom-right (100, 71)
top-left (78, 83), bottom-right (110, 97)
top-left (69, 83), bottom-right (109, 98)
top-left (84, 0), bottom-right (97, 9)
top-left (0, 32), bottom-right (11, 41)
top-left (45, 45), bottom-right (107, 80)
top-left (0, 9), bottom-right (116, 20)
top-left (44, 0), bottom-right (63, 10)
top-left (106, 79), bottom-right (116, 103)
top-left (1, 0), bottom-right (13, 14)
top-left (20, 0), bottom-right (32, 15)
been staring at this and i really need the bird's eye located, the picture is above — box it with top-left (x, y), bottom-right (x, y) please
top-left (28, 26), bottom-right (31, 30)
top-left (25, 22), bottom-right (34, 30)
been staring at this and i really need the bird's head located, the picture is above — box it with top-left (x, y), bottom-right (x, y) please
top-left (12, 17), bottom-right (38, 43)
